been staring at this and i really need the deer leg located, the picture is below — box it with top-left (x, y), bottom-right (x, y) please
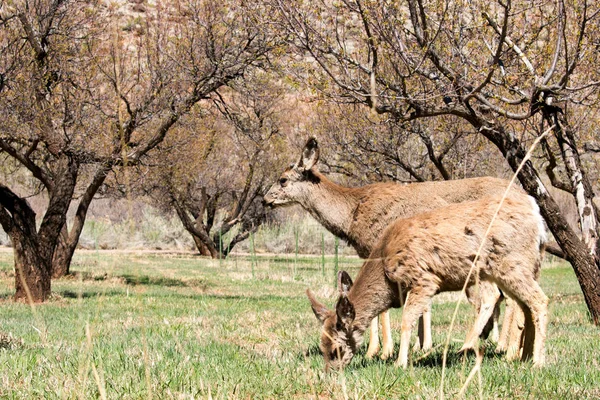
top-left (505, 302), bottom-right (525, 361)
top-left (395, 287), bottom-right (435, 369)
top-left (466, 282), bottom-right (502, 342)
top-left (490, 299), bottom-right (501, 343)
top-left (480, 297), bottom-right (502, 341)
top-left (413, 302), bottom-right (432, 352)
top-left (460, 280), bottom-right (501, 353)
top-left (530, 291), bottom-right (549, 367)
top-left (510, 284), bottom-right (548, 366)
top-left (496, 296), bottom-right (516, 353)
top-left (380, 311), bottom-right (394, 359)
top-left (422, 303), bottom-right (433, 351)
top-left (365, 318), bottom-right (380, 359)
top-left (497, 274), bottom-right (549, 367)
top-left (521, 304), bottom-right (536, 361)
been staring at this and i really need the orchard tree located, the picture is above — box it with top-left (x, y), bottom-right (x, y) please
top-left (0, 0), bottom-right (275, 301)
top-left (146, 72), bottom-right (291, 258)
top-left (273, 0), bottom-right (600, 322)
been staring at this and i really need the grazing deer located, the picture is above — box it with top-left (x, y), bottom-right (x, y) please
top-left (264, 138), bottom-right (527, 358)
top-left (307, 195), bottom-right (549, 370)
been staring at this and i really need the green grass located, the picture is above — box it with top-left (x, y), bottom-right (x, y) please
top-left (0, 250), bottom-right (598, 399)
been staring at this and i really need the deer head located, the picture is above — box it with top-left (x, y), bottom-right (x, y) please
top-left (307, 271), bottom-right (359, 370)
top-left (263, 137), bottom-right (320, 208)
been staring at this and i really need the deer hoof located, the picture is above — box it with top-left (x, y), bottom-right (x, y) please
top-left (412, 340), bottom-right (422, 352)
top-left (365, 344), bottom-right (380, 360)
top-left (422, 340), bottom-right (433, 352)
top-left (458, 342), bottom-right (475, 354)
top-left (380, 346), bottom-right (394, 360)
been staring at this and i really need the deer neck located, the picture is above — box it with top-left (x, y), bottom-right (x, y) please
top-left (299, 172), bottom-right (360, 243)
top-left (347, 259), bottom-right (396, 338)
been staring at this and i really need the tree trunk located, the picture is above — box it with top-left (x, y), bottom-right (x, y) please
top-left (51, 164), bottom-right (111, 278)
top-left (476, 121), bottom-right (600, 324)
top-left (0, 184), bottom-right (52, 301)
top-left (13, 230), bottom-right (52, 302)
top-left (172, 198), bottom-right (220, 258)
top-left (550, 111), bottom-right (599, 256)
top-left (0, 156), bottom-right (78, 302)
top-left (51, 226), bottom-right (71, 278)
top-left (192, 234), bottom-right (213, 256)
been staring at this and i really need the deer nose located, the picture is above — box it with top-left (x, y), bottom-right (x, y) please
top-left (263, 194), bottom-right (276, 208)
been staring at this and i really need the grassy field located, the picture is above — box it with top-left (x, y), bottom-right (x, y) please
top-left (0, 249), bottom-right (598, 399)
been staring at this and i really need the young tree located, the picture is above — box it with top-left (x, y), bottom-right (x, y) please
top-left (0, 0), bottom-right (275, 301)
top-left (273, 0), bottom-right (600, 322)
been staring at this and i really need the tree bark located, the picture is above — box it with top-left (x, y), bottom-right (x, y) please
top-left (172, 198), bottom-right (220, 258)
top-left (0, 156), bottom-right (78, 301)
top-left (13, 228), bottom-right (52, 302)
top-left (0, 186), bottom-right (51, 301)
top-left (192, 234), bottom-right (213, 256)
top-left (51, 225), bottom-right (71, 278)
top-left (545, 242), bottom-right (565, 259)
top-left (51, 164), bottom-right (111, 278)
top-left (549, 111), bottom-right (600, 256)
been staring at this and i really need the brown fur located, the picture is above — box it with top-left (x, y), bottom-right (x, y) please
top-left (309, 195), bottom-right (548, 370)
top-left (265, 138), bottom-right (530, 357)
top-left (266, 164), bottom-right (526, 259)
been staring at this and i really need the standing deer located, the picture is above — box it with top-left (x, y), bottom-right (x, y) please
top-left (307, 195), bottom-right (549, 370)
top-left (264, 138), bottom-right (527, 358)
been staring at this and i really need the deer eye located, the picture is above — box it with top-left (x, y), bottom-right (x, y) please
top-left (279, 177), bottom-right (288, 187)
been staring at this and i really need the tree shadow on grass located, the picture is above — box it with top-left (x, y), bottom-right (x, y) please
top-left (119, 274), bottom-right (208, 290)
top-left (119, 274), bottom-right (188, 287)
top-left (0, 289), bottom-right (125, 300)
top-left (57, 289), bottom-right (125, 299)
top-left (62, 271), bottom-right (207, 289)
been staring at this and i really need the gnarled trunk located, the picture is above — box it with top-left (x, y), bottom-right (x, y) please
top-left (476, 120), bottom-right (600, 324)
top-left (549, 111), bottom-right (599, 256)
top-left (0, 186), bottom-right (52, 301)
top-left (13, 231), bottom-right (52, 302)
top-left (172, 198), bottom-right (220, 258)
top-left (192, 234), bottom-right (214, 256)
top-left (0, 156), bottom-right (78, 302)
top-left (0, 189), bottom-right (51, 301)
top-left (51, 227), bottom-right (75, 278)
top-left (51, 164), bottom-right (111, 278)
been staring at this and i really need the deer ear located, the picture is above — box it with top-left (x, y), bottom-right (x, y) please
top-left (298, 137), bottom-right (320, 171)
top-left (337, 271), bottom-right (353, 295)
top-left (336, 295), bottom-right (355, 329)
top-left (306, 289), bottom-right (330, 324)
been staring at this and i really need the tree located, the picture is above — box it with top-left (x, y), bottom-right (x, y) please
top-left (273, 0), bottom-right (600, 322)
top-left (0, 0), bottom-right (275, 301)
top-left (145, 71), bottom-right (291, 258)
top-left (308, 103), bottom-right (506, 183)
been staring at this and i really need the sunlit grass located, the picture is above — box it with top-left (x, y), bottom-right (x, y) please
top-left (0, 249), bottom-right (598, 399)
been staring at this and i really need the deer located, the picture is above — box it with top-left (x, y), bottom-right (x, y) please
top-left (264, 137), bottom-right (528, 359)
top-left (307, 194), bottom-right (549, 370)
